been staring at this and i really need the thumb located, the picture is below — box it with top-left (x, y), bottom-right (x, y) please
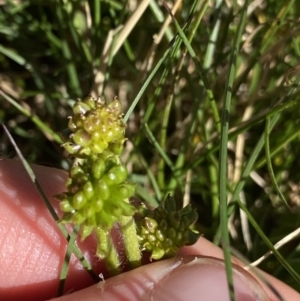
top-left (53, 256), bottom-right (269, 301)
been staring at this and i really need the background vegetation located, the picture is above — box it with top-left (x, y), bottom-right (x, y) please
top-left (0, 0), bottom-right (300, 294)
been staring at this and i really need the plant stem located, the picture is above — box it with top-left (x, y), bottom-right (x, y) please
top-left (119, 214), bottom-right (142, 269)
top-left (96, 227), bottom-right (121, 275)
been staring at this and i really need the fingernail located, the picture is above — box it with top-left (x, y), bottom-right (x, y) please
top-left (144, 257), bottom-right (269, 301)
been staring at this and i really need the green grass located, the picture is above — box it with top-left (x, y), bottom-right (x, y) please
top-left (1, 0), bottom-right (300, 298)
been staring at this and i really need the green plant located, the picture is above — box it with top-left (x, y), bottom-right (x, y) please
top-left (56, 95), bottom-right (199, 274)
top-left (1, 0), bottom-right (300, 299)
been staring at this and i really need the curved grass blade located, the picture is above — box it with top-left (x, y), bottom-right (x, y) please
top-left (238, 200), bottom-right (300, 285)
top-left (54, 4), bottom-right (82, 96)
top-left (123, 45), bottom-right (173, 123)
top-left (216, 1), bottom-right (249, 298)
top-left (189, 98), bottom-right (298, 173)
top-left (135, 152), bottom-right (162, 204)
top-left (157, 93), bottom-right (173, 189)
top-left (2, 123), bottom-right (99, 284)
top-left (131, 0), bottom-right (199, 129)
top-left (264, 117), bottom-right (291, 209)
top-left (248, 227), bottom-right (300, 269)
top-left (213, 113), bottom-right (280, 245)
top-left (0, 90), bottom-right (63, 144)
top-left (143, 123), bottom-right (175, 172)
top-left (135, 184), bottom-right (160, 208)
top-left (57, 225), bottom-right (80, 296)
top-left (164, 0), bottom-right (212, 195)
top-left (164, 2), bottom-right (221, 133)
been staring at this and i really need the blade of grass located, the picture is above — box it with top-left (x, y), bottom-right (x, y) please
top-left (2, 123), bottom-right (99, 283)
top-left (214, 80), bottom-right (300, 245)
top-left (256, 123), bottom-right (300, 169)
top-left (134, 148), bottom-right (162, 203)
top-left (123, 44), bottom-right (173, 123)
top-left (144, 122), bottom-right (186, 194)
top-left (143, 123), bottom-right (175, 172)
top-left (264, 117), bottom-right (291, 209)
top-left (189, 98), bottom-right (299, 172)
top-left (0, 44), bottom-right (33, 69)
top-left (93, 0), bottom-right (101, 28)
top-left (165, 94), bottom-right (201, 194)
top-left (247, 227), bottom-right (300, 269)
top-left (137, 0), bottom-right (199, 130)
top-left (157, 92), bottom-right (173, 189)
top-left (198, 109), bottom-right (219, 223)
top-left (57, 225), bottom-right (80, 296)
top-left (163, 0), bottom-right (211, 194)
top-left (260, 0), bottom-right (295, 54)
top-left (230, 101), bottom-right (300, 204)
top-left (193, 0), bottom-right (222, 220)
top-left (0, 44), bottom-right (56, 113)
top-left (102, 1), bottom-right (130, 94)
top-left (145, 1), bottom-right (192, 191)
top-left (135, 184), bottom-right (160, 207)
top-left (138, 35), bottom-right (182, 128)
top-left (217, 1), bottom-right (248, 298)
top-left (238, 199), bottom-right (300, 285)
top-left (213, 113), bottom-right (280, 245)
top-left (55, 3), bottom-right (82, 96)
top-left (149, 0), bottom-right (174, 42)
top-left (0, 90), bottom-right (63, 144)
top-left (164, 2), bottom-right (221, 133)
top-left (136, 0), bottom-right (179, 101)
top-left (233, 0), bottom-right (295, 96)
top-left (203, 0), bottom-right (223, 70)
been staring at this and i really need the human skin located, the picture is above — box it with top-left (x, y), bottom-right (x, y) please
top-left (0, 159), bottom-right (299, 301)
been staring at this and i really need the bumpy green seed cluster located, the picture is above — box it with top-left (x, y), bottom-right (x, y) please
top-left (57, 96), bottom-right (136, 239)
top-left (56, 95), bottom-right (200, 267)
top-left (62, 96), bottom-right (125, 158)
top-left (137, 195), bottom-right (199, 260)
